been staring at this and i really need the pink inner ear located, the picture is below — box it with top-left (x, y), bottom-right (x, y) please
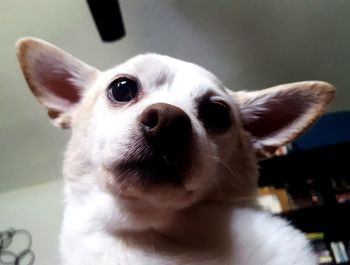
top-left (30, 55), bottom-right (82, 105)
top-left (41, 74), bottom-right (81, 104)
top-left (243, 96), bottom-right (308, 139)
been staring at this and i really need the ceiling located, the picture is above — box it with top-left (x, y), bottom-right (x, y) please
top-left (1, 0), bottom-right (350, 192)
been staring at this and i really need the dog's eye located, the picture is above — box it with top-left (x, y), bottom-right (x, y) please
top-left (198, 98), bottom-right (232, 131)
top-left (107, 77), bottom-right (138, 103)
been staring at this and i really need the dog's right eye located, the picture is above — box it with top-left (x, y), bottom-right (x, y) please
top-left (107, 76), bottom-right (139, 103)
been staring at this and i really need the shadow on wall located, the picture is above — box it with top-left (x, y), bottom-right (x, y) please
top-left (171, 0), bottom-right (350, 110)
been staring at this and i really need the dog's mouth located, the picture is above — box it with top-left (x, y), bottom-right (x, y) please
top-left (112, 138), bottom-right (194, 187)
top-left (117, 157), bottom-right (183, 185)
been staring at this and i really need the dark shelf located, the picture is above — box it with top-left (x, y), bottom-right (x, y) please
top-left (258, 141), bottom-right (350, 188)
top-left (279, 202), bottom-right (350, 242)
top-left (258, 140), bottom-right (350, 259)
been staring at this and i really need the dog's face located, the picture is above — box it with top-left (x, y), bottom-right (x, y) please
top-left (80, 55), bottom-right (243, 206)
top-left (16, 38), bottom-right (334, 227)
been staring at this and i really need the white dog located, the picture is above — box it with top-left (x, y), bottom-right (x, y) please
top-left (16, 37), bottom-right (334, 265)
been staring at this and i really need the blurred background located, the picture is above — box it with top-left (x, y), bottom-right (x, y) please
top-left (1, 1), bottom-right (350, 264)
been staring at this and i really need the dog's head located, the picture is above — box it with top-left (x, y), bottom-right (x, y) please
top-left (16, 38), bottom-right (334, 228)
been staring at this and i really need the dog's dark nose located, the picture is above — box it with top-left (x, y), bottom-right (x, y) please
top-left (140, 103), bottom-right (192, 157)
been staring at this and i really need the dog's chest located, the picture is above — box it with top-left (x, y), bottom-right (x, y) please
top-left (61, 234), bottom-right (229, 265)
top-left (60, 208), bottom-right (317, 265)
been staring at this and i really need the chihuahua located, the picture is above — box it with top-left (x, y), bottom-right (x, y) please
top-left (16, 37), bottom-right (334, 265)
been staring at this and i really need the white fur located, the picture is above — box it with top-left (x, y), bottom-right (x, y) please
top-left (16, 38), bottom-right (335, 265)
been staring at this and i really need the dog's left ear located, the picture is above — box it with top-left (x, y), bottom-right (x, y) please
top-left (229, 81), bottom-right (335, 159)
top-left (16, 37), bottom-right (100, 128)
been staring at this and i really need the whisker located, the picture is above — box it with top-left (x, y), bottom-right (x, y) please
top-left (210, 170), bottom-right (224, 199)
top-left (205, 154), bottom-right (259, 205)
top-left (206, 155), bottom-right (244, 184)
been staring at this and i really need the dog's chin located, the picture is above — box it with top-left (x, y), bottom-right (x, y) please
top-left (102, 158), bottom-right (200, 209)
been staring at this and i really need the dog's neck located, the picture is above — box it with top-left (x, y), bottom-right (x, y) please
top-left (63, 182), bottom-right (253, 253)
top-left (116, 202), bottom-right (236, 252)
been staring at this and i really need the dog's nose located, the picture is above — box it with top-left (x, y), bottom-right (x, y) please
top-left (140, 103), bottom-right (192, 156)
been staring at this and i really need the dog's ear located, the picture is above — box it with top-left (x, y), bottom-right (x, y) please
top-left (228, 81), bottom-right (335, 159)
top-left (16, 37), bottom-right (100, 128)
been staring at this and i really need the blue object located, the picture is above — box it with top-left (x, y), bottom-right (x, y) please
top-left (293, 111), bottom-right (350, 151)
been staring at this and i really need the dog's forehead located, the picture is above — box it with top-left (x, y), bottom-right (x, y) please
top-left (109, 54), bottom-right (224, 94)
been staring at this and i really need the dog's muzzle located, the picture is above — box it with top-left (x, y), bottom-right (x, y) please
top-left (116, 103), bottom-right (194, 185)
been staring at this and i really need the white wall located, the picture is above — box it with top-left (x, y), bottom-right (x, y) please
top-left (0, 180), bottom-right (63, 265)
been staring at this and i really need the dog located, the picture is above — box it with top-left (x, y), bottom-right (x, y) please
top-left (16, 37), bottom-right (334, 265)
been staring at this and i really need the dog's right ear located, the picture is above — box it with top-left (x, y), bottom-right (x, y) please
top-left (16, 37), bottom-right (100, 128)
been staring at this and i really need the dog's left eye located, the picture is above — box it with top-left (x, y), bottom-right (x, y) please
top-left (198, 98), bottom-right (232, 131)
top-left (107, 77), bottom-right (139, 103)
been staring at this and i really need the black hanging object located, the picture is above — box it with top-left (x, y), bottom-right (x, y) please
top-left (86, 0), bottom-right (126, 42)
